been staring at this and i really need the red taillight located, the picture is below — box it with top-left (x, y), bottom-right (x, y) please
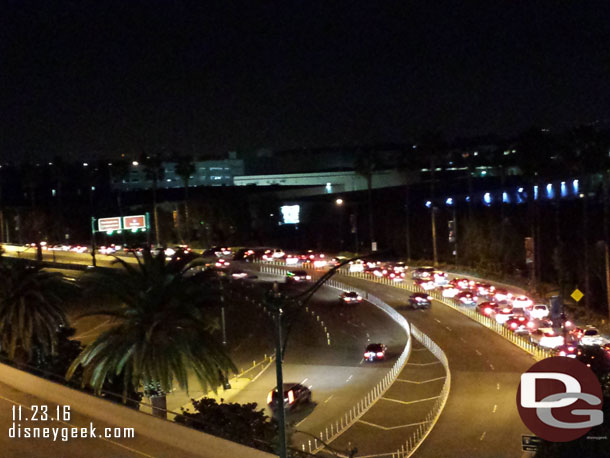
top-left (527, 321), bottom-right (534, 328)
top-left (376, 352), bottom-right (384, 358)
top-left (565, 320), bottom-right (572, 327)
top-left (288, 390), bottom-right (295, 404)
top-left (483, 308), bottom-right (491, 314)
top-left (559, 351), bottom-right (566, 356)
top-left (510, 322), bottom-right (518, 329)
top-left (267, 391), bottom-right (273, 404)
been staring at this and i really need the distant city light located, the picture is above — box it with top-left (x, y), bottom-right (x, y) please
top-left (83, 162), bottom-right (88, 167)
top-left (573, 179), bottom-right (579, 194)
top-left (483, 193), bottom-right (492, 205)
top-left (132, 161), bottom-right (139, 166)
top-left (445, 197), bottom-right (453, 206)
top-left (560, 181), bottom-right (567, 197)
top-left (325, 182), bottom-right (332, 193)
top-left (518, 187), bottom-right (524, 193)
top-left (534, 185), bottom-right (539, 200)
top-left (335, 198), bottom-right (344, 206)
top-left (465, 196), bottom-right (471, 202)
top-left (546, 183), bottom-right (554, 199)
top-left (51, 189), bottom-right (56, 197)
top-left (502, 192), bottom-right (510, 203)
top-left (481, 170), bottom-right (487, 176)
top-left (425, 201), bottom-right (432, 208)
top-left (91, 186), bottom-right (96, 191)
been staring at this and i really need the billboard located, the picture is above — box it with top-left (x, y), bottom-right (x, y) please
top-left (280, 205), bottom-right (300, 224)
top-left (123, 215), bottom-right (146, 230)
top-left (98, 217), bottom-right (121, 232)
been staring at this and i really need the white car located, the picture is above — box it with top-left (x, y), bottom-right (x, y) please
top-left (530, 328), bottom-right (564, 348)
top-left (580, 327), bottom-right (607, 346)
top-left (433, 271), bottom-right (448, 286)
top-left (511, 296), bottom-right (533, 310)
top-left (527, 304), bottom-right (550, 320)
top-left (441, 285), bottom-right (459, 298)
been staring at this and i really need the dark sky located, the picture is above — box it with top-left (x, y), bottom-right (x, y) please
top-left (2, 0), bottom-right (609, 160)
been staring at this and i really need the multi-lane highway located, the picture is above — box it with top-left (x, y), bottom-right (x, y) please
top-left (335, 273), bottom-right (535, 458)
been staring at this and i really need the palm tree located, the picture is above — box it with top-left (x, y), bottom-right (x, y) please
top-left (67, 250), bottom-right (236, 411)
top-left (354, 148), bottom-right (377, 251)
top-left (174, 154), bottom-right (196, 243)
top-left (142, 153), bottom-right (165, 246)
top-left (0, 260), bottom-right (71, 362)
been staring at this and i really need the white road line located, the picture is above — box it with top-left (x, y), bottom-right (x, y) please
top-left (380, 396), bottom-right (440, 405)
top-left (480, 431), bottom-right (487, 441)
top-left (357, 419), bottom-right (432, 431)
top-left (324, 395), bottom-right (334, 403)
top-left (497, 383), bottom-right (501, 390)
top-left (301, 378), bottom-right (308, 385)
top-left (492, 404), bottom-right (497, 413)
top-left (459, 337), bottom-right (467, 343)
top-left (359, 358), bottom-right (364, 364)
top-left (295, 417), bottom-right (308, 427)
top-left (445, 326), bottom-right (452, 332)
top-left (434, 318), bottom-right (441, 324)
top-left (475, 349), bottom-right (482, 356)
top-left (346, 375), bottom-right (353, 382)
top-left (396, 376), bottom-right (446, 384)
top-left (489, 364), bottom-right (495, 371)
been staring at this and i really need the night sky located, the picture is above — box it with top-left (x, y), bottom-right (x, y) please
top-left (2, 1), bottom-right (610, 160)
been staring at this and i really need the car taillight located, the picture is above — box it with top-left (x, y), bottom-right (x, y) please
top-left (267, 391), bottom-right (273, 404)
top-left (288, 390), bottom-right (295, 404)
top-left (565, 320), bottom-right (572, 327)
top-left (427, 296), bottom-right (432, 300)
top-left (484, 307), bottom-right (491, 314)
top-left (364, 352), bottom-right (371, 357)
top-left (510, 322), bottom-right (517, 329)
top-left (306, 275), bottom-right (312, 280)
top-left (376, 352), bottom-right (384, 358)
top-left (559, 351), bottom-right (566, 356)
top-left (527, 321), bottom-right (534, 328)
top-left (357, 296), bottom-right (362, 300)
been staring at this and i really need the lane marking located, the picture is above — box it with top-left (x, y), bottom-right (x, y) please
top-left (324, 395), bottom-right (334, 404)
top-left (357, 419), bottom-right (432, 431)
top-left (492, 404), bottom-right (497, 413)
top-left (475, 349), bottom-right (482, 356)
top-left (434, 318), bottom-right (441, 324)
top-left (445, 326), bottom-right (452, 332)
top-left (480, 431), bottom-right (487, 441)
top-left (346, 375), bottom-right (353, 383)
top-left (489, 364), bottom-right (495, 371)
top-left (380, 396), bottom-right (440, 405)
top-left (459, 337), bottom-right (467, 343)
top-left (396, 376), bottom-right (446, 384)
top-left (406, 361), bottom-right (442, 366)
top-left (497, 383), bottom-right (500, 390)
top-left (295, 417), bottom-right (308, 427)
top-left (359, 358), bottom-right (364, 364)
top-left (0, 393), bottom-right (154, 457)
top-left (301, 378), bottom-right (308, 385)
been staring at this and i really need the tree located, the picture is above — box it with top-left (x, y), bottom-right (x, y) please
top-left (174, 154), bottom-right (196, 243)
top-left (0, 260), bottom-right (72, 362)
top-left (67, 250), bottom-right (236, 405)
top-left (142, 153), bottom-right (165, 246)
top-left (354, 148), bottom-right (377, 251)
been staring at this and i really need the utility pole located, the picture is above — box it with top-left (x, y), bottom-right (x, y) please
top-left (267, 283), bottom-right (287, 458)
top-left (430, 157), bottom-right (438, 266)
top-left (405, 185), bottom-right (411, 261)
top-left (90, 217), bottom-right (97, 267)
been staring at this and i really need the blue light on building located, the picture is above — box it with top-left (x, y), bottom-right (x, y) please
top-left (445, 197), bottom-right (453, 206)
top-left (483, 192), bottom-right (492, 205)
top-left (572, 179), bottom-right (579, 194)
top-left (560, 181), bottom-right (567, 198)
top-left (425, 201), bottom-right (432, 208)
top-left (534, 185), bottom-right (539, 200)
top-left (466, 196), bottom-right (471, 202)
top-left (502, 192), bottom-right (510, 203)
top-left (518, 187), bottom-right (524, 193)
top-left (546, 183), bottom-right (554, 199)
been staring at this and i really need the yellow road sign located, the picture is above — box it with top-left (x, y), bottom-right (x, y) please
top-left (571, 288), bottom-right (584, 302)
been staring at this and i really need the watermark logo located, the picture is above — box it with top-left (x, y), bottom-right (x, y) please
top-left (517, 357), bottom-right (603, 442)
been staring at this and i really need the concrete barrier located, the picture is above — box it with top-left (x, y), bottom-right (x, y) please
top-left (0, 362), bottom-right (274, 458)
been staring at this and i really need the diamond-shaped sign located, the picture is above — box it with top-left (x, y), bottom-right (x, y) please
top-left (571, 288), bottom-right (584, 302)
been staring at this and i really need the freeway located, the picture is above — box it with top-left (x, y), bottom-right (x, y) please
top-left (335, 274), bottom-right (535, 458)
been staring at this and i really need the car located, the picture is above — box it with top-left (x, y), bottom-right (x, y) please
top-left (527, 304), bottom-right (550, 320)
top-left (388, 270), bottom-right (406, 282)
top-left (511, 295), bottom-right (533, 311)
top-left (411, 267), bottom-right (435, 280)
top-left (214, 258), bottom-right (231, 268)
top-left (340, 291), bottom-right (363, 304)
top-left (441, 285), bottom-right (460, 298)
top-left (476, 283), bottom-right (495, 298)
top-left (414, 278), bottom-right (436, 290)
top-left (553, 344), bottom-right (580, 358)
top-left (476, 301), bottom-right (500, 317)
top-left (580, 326), bottom-right (607, 346)
top-left (285, 270), bottom-right (312, 283)
top-left (529, 328), bottom-right (564, 348)
top-left (348, 260), bottom-right (365, 272)
top-left (492, 288), bottom-right (511, 303)
top-left (455, 291), bottom-right (478, 306)
top-left (504, 316), bottom-right (535, 335)
top-left (450, 277), bottom-right (474, 290)
top-left (364, 343), bottom-right (388, 362)
top-left (493, 306), bottom-right (514, 324)
top-left (267, 383), bottom-right (312, 412)
top-left (432, 271), bottom-right (448, 286)
top-left (231, 270), bottom-right (249, 279)
top-left (409, 292), bottom-right (432, 309)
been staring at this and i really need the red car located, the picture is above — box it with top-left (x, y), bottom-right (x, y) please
top-left (504, 316), bottom-right (535, 335)
top-left (476, 301), bottom-right (500, 316)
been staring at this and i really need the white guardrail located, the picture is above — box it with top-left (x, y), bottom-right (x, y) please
top-left (257, 264), bottom-right (451, 457)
